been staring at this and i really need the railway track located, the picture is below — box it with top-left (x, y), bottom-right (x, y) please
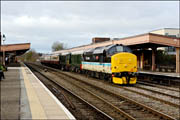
top-left (85, 75), bottom-right (180, 108)
top-left (114, 86), bottom-right (180, 108)
top-left (137, 73), bottom-right (180, 87)
top-left (27, 64), bottom-right (113, 120)
top-left (26, 63), bottom-right (177, 120)
top-left (83, 75), bottom-right (180, 108)
top-left (27, 63), bottom-right (137, 120)
top-left (137, 81), bottom-right (180, 92)
top-left (67, 68), bottom-right (180, 108)
top-left (134, 85), bottom-right (180, 99)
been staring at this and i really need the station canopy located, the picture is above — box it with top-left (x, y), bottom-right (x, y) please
top-left (0, 43), bottom-right (30, 56)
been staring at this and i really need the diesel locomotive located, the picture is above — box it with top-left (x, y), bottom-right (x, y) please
top-left (41, 44), bottom-right (137, 84)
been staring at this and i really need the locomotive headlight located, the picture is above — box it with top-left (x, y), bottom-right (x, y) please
top-left (124, 64), bottom-right (127, 68)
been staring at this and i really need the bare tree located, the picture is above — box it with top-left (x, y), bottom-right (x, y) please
top-left (18, 49), bottom-right (40, 62)
top-left (52, 41), bottom-right (65, 52)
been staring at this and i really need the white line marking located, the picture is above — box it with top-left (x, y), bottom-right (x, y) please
top-left (139, 71), bottom-right (180, 78)
top-left (8, 67), bottom-right (22, 69)
top-left (24, 64), bottom-right (76, 120)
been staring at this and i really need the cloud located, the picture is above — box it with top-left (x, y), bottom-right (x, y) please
top-left (1, 1), bottom-right (179, 53)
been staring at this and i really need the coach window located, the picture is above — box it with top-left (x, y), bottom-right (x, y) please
top-left (85, 55), bottom-right (89, 61)
top-left (86, 56), bottom-right (90, 61)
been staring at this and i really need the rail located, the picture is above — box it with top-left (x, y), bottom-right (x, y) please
top-left (26, 62), bottom-right (176, 120)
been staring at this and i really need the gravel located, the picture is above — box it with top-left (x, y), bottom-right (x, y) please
top-left (63, 71), bottom-right (180, 119)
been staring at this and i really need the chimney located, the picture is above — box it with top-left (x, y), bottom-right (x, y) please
top-left (92, 37), bottom-right (110, 43)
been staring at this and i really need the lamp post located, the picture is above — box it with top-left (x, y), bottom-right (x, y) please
top-left (0, 32), bottom-right (1, 46)
top-left (2, 34), bottom-right (6, 66)
top-left (0, 33), bottom-right (2, 64)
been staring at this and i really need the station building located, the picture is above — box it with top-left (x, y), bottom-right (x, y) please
top-left (150, 28), bottom-right (180, 37)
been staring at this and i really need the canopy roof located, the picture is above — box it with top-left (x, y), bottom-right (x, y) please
top-left (0, 43), bottom-right (30, 56)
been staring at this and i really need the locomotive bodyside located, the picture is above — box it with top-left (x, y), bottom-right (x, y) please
top-left (70, 50), bottom-right (83, 72)
top-left (82, 62), bottom-right (111, 73)
top-left (82, 44), bottom-right (137, 84)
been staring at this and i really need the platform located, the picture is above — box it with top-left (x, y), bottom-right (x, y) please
top-left (138, 70), bottom-right (180, 78)
top-left (0, 63), bottom-right (75, 119)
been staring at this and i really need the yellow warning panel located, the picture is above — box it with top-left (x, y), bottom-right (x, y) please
top-left (112, 76), bottom-right (136, 84)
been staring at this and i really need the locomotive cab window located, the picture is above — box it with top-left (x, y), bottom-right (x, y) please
top-left (123, 46), bottom-right (132, 53)
top-left (85, 56), bottom-right (90, 61)
top-left (116, 46), bottom-right (123, 52)
top-left (108, 47), bottom-right (116, 55)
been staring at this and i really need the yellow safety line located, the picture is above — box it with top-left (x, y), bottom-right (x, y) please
top-left (21, 66), bottom-right (47, 119)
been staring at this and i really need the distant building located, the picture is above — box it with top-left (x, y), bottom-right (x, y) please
top-left (92, 37), bottom-right (110, 44)
top-left (150, 28), bottom-right (180, 55)
top-left (150, 28), bottom-right (180, 38)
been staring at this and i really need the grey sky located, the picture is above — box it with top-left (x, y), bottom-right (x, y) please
top-left (1, 1), bottom-right (179, 53)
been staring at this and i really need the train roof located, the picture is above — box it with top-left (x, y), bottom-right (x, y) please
top-left (51, 54), bottom-right (59, 56)
top-left (52, 49), bottom-right (69, 55)
top-left (83, 48), bottom-right (95, 55)
top-left (61, 52), bottom-right (70, 55)
top-left (93, 46), bottom-right (106, 54)
top-left (84, 44), bottom-right (123, 55)
top-left (71, 50), bottom-right (84, 55)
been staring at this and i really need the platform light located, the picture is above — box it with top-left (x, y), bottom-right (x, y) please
top-left (2, 34), bottom-right (6, 66)
top-left (3, 34), bottom-right (6, 41)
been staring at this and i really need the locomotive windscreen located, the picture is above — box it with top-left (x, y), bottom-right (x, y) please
top-left (116, 46), bottom-right (123, 52)
top-left (123, 46), bottom-right (132, 53)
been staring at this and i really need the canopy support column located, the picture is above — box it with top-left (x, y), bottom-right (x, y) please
top-left (152, 47), bottom-right (156, 71)
top-left (140, 52), bottom-right (144, 70)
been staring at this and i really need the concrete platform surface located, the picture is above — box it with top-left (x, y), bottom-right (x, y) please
top-left (1, 64), bottom-right (75, 119)
top-left (1, 67), bottom-right (21, 119)
top-left (139, 70), bottom-right (180, 78)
